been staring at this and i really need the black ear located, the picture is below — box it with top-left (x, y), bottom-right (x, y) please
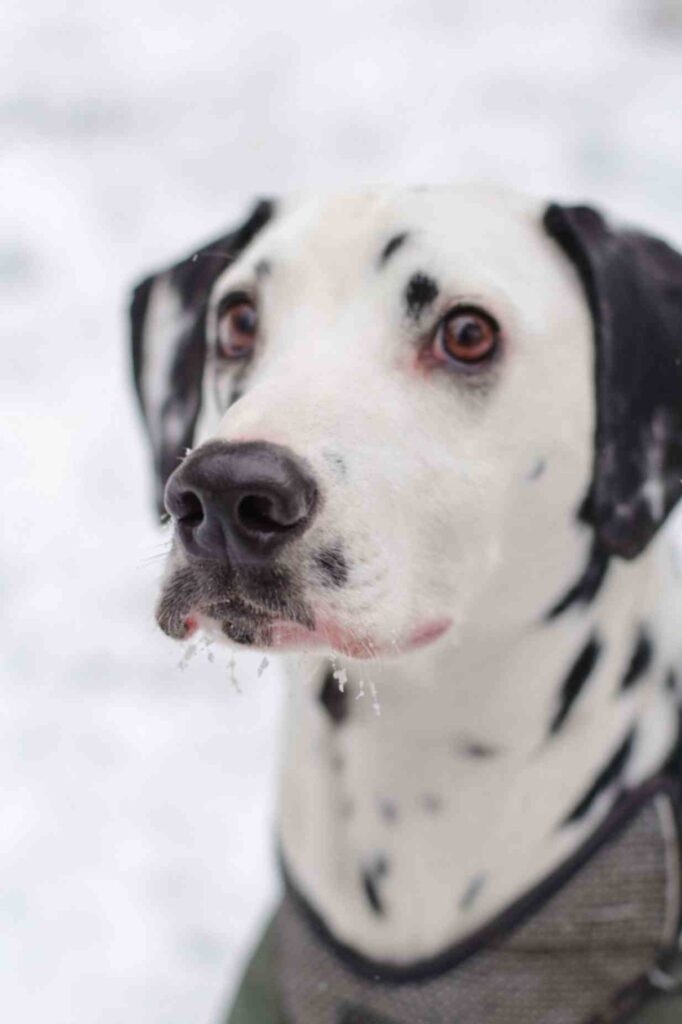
top-left (544, 202), bottom-right (682, 559)
top-left (129, 199), bottom-right (275, 515)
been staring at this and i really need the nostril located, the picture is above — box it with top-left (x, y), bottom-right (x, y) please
top-left (237, 494), bottom-right (291, 534)
top-left (174, 489), bottom-right (204, 528)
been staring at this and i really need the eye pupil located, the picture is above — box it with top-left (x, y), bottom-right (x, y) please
top-left (456, 319), bottom-right (484, 346)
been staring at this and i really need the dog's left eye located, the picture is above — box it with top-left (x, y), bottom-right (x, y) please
top-left (217, 300), bottom-right (258, 359)
top-left (432, 307), bottom-right (499, 366)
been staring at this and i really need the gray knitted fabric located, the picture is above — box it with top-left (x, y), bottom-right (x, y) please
top-left (275, 795), bottom-right (680, 1024)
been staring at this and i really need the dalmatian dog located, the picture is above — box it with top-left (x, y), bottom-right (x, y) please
top-left (129, 186), bottom-right (682, 1022)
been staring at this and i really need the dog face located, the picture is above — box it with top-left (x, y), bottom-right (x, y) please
top-left (130, 186), bottom-right (682, 658)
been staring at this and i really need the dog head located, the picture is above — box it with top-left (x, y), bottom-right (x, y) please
top-left (129, 187), bottom-right (682, 658)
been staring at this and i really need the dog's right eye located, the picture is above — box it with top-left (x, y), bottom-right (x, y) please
top-left (217, 300), bottom-right (258, 359)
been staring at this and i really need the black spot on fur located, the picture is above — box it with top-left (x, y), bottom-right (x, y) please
top-left (362, 855), bottom-right (389, 916)
top-left (419, 793), bottom-right (444, 814)
top-left (562, 729), bottom-right (636, 826)
top-left (666, 669), bottom-right (678, 693)
top-left (322, 449), bottom-right (347, 479)
top-left (254, 258), bottom-right (271, 278)
top-left (319, 669), bottom-right (348, 725)
top-left (314, 545), bottom-right (349, 588)
top-left (459, 874), bottom-right (486, 911)
top-left (527, 458), bottom-right (546, 481)
top-left (550, 633), bottom-right (602, 734)
top-left (455, 738), bottom-right (500, 759)
top-left (621, 627), bottom-right (654, 691)
top-left (379, 232), bottom-right (409, 267)
top-left (377, 798), bottom-right (399, 824)
top-left (404, 272), bottom-right (439, 320)
top-left (545, 537), bottom-right (610, 620)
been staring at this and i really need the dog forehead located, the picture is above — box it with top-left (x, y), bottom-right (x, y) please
top-left (219, 185), bottom-right (555, 293)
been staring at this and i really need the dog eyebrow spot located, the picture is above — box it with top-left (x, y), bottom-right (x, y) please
top-left (361, 855), bottom-right (389, 916)
top-left (254, 258), bottom-right (271, 278)
top-left (379, 232), bottom-right (409, 267)
top-left (404, 272), bottom-right (439, 320)
top-left (620, 626), bottom-right (653, 691)
top-left (319, 668), bottom-right (349, 725)
top-left (561, 729), bottom-right (636, 826)
top-left (550, 632), bottom-right (602, 734)
top-left (314, 545), bottom-right (349, 588)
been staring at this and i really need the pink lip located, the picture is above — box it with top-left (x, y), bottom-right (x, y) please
top-left (268, 617), bottom-right (451, 658)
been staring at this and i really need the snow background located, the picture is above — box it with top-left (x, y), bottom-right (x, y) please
top-left (2, 1), bottom-right (682, 1021)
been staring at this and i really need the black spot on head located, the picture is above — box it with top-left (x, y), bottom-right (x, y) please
top-left (314, 545), bottom-right (349, 588)
top-left (459, 874), bottom-right (486, 911)
top-left (666, 669), bottom-right (678, 692)
top-left (561, 729), bottom-right (636, 826)
top-left (254, 258), bottom-right (271, 278)
top-left (620, 627), bottom-right (654, 691)
top-left (362, 855), bottom-right (389, 916)
top-left (549, 632), bottom-right (602, 734)
top-left (404, 272), bottom-right (439, 321)
top-left (378, 232), bottom-right (409, 267)
top-left (319, 669), bottom-right (348, 725)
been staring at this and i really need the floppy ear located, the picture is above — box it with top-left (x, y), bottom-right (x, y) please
top-left (544, 202), bottom-right (682, 559)
top-left (129, 198), bottom-right (275, 515)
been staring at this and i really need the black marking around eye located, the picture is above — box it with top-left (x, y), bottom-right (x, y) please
top-left (550, 633), bottom-right (602, 734)
top-left (459, 874), bottom-right (486, 911)
top-left (404, 272), bottom-right (439, 320)
top-left (620, 627), bottom-right (653, 691)
top-left (379, 232), bottom-right (409, 267)
top-left (545, 538), bottom-right (610, 621)
top-left (313, 545), bottom-right (349, 588)
top-left (362, 855), bottom-right (389, 916)
top-left (319, 669), bottom-right (348, 725)
top-left (562, 729), bottom-right (635, 826)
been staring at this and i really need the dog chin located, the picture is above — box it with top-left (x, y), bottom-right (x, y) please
top-left (185, 611), bottom-right (452, 660)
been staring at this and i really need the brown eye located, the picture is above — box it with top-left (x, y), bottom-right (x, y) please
top-left (217, 301), bottom-right (258, 359)
top-left (434, 308), bottom-right (499, 366)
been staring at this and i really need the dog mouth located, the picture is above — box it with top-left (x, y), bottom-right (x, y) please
top-left (156, 560), bottom-right (452, 657)
top-left (155, 560), bottom-right (312, 644)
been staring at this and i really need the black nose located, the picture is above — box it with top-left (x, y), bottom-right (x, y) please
top-left (164, 441), bottom-right (319, 566)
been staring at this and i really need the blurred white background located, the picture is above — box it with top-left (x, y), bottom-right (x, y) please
top-left (2, 1), bottom-right (682, 1021)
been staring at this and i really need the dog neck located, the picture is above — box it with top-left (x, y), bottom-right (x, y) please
top-left (278, 531), bottom-right (682, 966)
